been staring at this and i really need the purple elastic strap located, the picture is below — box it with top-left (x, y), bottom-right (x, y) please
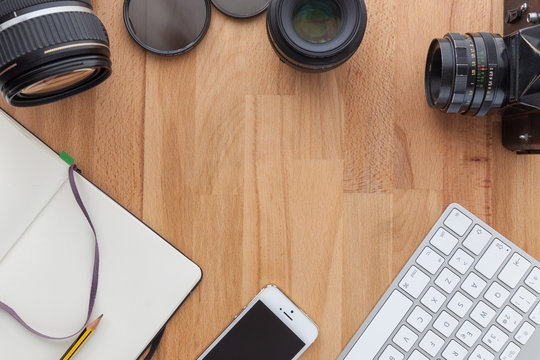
top-left (0, 165), bottom-right (100, 340)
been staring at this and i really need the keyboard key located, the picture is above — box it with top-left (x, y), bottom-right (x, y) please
top-left (497, 306), bottom-right (523, 332)
top-left (482, 325), bottom-right (508, 352)
top-left (442, 340), bottom-right (467, 360)
top-left (433, 311), bottom-right (458, 337)
top-left (500, 342), bottom-right (520, 360)
top-left (408, 350), bottom-right (428, 360)
top-left (463, 225), bottom-right (492, 255)
top-left (430, 228), bottom-right (459, 255)
top-left (416, 246), bottom-right (444, 275)
top-left (379, 344), bottom-right (403, 360)
top-left (475, 239), bottom-right (511, 279)
top-left (447, 291), bottom-right (473, 318)
top-left (525, 267), bottom-right (540, 293)
top-left (407, 306), bottom-right (432, 332)
top-left (511, 286), bottom-right (536, 312)
top-left (484, 282), bottom-right (510, 308)
top-left (530, 302), bottom-right (540, 324)
top-left (419, 330), bottom-right (445, 357)
top-left (498, 253), bottom-right (531, 288)
top-left (444, 208), bottom-right (472, 236)
top-left (469, 345), bottom-right (494, 360)
top-left (343, 290), bottom-right (412, 359)
top-left (456, 321), bottom-right (481, 347)
top-left (449, 249), bottom-right (474, 275)
top-left (471, 301), bottom-right (496, 327)
top-left (392, 325), bottom-right (418, 352)
top-left (435, 268), bottom-right (460, 293)
top-left (461, 272), bottom-right (487, 298)
top-left (399, 266), bottom-right (430, 298)
top-left (515, 321), bottom-right (535, 345)
top-left (421, 287), bottom-right (446, 313)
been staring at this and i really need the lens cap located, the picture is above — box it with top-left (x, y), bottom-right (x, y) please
top-left (212, 0), bottom-right (270, 18)
top-left (124, 0), bottom-right (211, 55)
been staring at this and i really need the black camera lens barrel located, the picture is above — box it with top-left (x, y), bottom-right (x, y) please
top-left (0, 0), bottom-right (92, 19)
top-left (267, 0), bottom-right (367, 72)
top-left (0, 0), bottom-right (111, 106)
top-left (425, 31), bottom-right (509, 117)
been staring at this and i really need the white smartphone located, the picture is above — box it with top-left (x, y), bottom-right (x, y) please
top-left (197, 285), bottom-right (319, 360)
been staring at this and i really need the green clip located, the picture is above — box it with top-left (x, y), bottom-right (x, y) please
top-left (60, 151), bottom-right (75, 166)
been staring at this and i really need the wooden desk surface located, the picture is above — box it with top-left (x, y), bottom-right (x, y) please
top-left (3, 0), bottom-right (540, 358)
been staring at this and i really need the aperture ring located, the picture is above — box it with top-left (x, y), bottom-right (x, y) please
top-left (0, 11), bottom-right (109, 70)
top-left (459, 34), bottom-right (477, 114)
top-left (0, 0), bottom-right (91, 19)
top-left (465, 33), bottom-right (488, 115)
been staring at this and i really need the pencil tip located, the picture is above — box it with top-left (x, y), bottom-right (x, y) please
top-left (98, 314), bottom-right (104, 319)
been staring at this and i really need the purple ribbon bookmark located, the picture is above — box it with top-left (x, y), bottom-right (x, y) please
top-left (0, 165), bottom-right (100, 340)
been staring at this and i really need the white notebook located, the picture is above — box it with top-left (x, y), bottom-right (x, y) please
top-left (0, 109), bottom-right (202, 359)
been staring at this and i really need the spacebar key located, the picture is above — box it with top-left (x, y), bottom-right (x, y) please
top-left (344, 290), bottom-right (413, 359)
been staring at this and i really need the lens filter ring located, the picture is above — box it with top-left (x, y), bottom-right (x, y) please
top-left (212, 0), bottom-right (270, 18)
top-left (425, 38), bottom-right (455, 108)
top-left (123, 0), bottom-right (211, 56)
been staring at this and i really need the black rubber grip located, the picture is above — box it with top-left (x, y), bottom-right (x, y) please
top-left (0, 0), bottom-right (92, 19)
top-left (0, 11), bottom-right (108, 67)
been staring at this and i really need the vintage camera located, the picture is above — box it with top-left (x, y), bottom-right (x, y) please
top-left (425, 0), bottom-right (540, 154)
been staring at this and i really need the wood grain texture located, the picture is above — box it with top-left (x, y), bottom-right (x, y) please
top-left (3, 0), bottom-right (540, 359)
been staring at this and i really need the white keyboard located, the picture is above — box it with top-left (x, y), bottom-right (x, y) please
top-left (338, 204), bottom-right (540, 360)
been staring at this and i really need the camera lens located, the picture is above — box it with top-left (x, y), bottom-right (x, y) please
top-left (0, 0), bottom-right (112, 107)
top-left (425, 32), bottom-right (509, 116)
top-left (267, 0), bottom-right (367, 72)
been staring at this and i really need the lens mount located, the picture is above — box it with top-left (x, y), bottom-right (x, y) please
top-left (267, 0), bottom-right (367, 72)
top-left (0, 0), bottom-right (112, 107)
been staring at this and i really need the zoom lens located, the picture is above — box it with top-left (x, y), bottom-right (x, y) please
top-left (0, 0), bottom-right (112, 107)
top-left (267, 0), bottom-right (367, 72)
top-left (425, 32), bottom-right (509, 116)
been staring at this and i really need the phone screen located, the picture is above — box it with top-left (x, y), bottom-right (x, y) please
top-left (200, 300), bottom-right (306, 360)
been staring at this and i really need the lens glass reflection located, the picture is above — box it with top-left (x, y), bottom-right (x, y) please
top-left (127, 0), bottom-right (208, 52)
top-left (292, 0), bottom-right (342, 44)
top-left (21, 68), bottom-right (97, 96)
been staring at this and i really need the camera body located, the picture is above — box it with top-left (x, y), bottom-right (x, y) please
top-left (425, 0), bottom-right (540, 154)
top-left (503, 0), bottom-right (540, 153)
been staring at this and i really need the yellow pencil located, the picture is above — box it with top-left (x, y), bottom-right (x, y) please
top-left (60, 315), bottom-right (103, 360)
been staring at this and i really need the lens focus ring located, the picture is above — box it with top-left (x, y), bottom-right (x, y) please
top-left (0, 11), bottom-right (109, 70)
top-left (0, 0), bottom-right (92, 19)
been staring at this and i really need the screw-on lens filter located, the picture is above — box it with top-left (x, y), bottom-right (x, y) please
top-left (212, 0), bottom-right (270, 18)
top-left (124, 0), bottom-right (211, 55)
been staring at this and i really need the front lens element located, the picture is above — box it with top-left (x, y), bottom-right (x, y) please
top-left (292, 0), bottom-right (343, 44)
top-left (21, 68), bottom-right (97, 96)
